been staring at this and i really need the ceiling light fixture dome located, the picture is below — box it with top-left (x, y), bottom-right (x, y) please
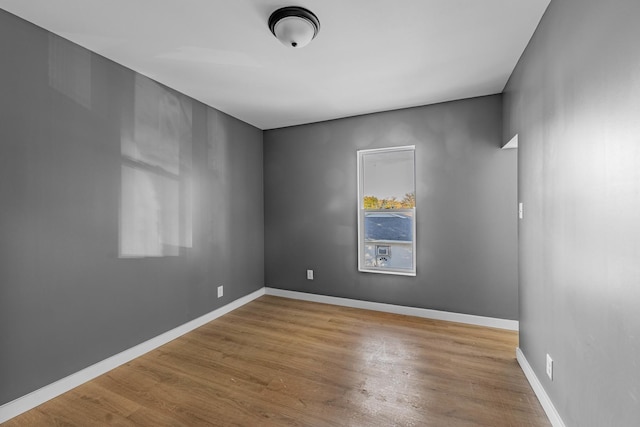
top-left (268, 6), bottom-right (320, 48)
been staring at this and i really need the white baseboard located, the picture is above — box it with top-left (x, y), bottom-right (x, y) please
top-left (0, 287), bottom-right (265, 424)
top-left (516, 347), bottom-right (566, 427)
top-left (265, 287), bottom-right (519, 331)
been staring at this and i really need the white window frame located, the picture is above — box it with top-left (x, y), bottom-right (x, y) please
top-left (357, 145), bottom-right (416, 276)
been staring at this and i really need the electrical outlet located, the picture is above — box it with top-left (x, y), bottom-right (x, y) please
top-left (306, 269), bottom-right (314, 280)
top-left (546, 354), bottom-right (553, 380)
top-left (519, 202), bottom-right (524, 219)
top-left (217, 286), bottom-right (223, 298)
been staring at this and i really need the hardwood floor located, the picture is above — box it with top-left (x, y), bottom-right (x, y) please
top-left (6, 295), bottom-right (550, 426)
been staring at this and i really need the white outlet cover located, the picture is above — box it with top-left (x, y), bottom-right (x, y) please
top-left (307, 270), bottom-right (313, 280)
top-left (546, 354), bottom-right (553, 380)
top-left (217, 286), bottom-right (223, 298)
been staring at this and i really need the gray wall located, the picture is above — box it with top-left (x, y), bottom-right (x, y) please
top-left (264, 95), bottom-right (518, 320)
top-left (503, 0), bottom-right (640, 425)
top-left (0, 10), bottom-right (264, 405)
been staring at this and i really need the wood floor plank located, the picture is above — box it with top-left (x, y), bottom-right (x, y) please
top-left (5, 295), bottom-right (550, 426)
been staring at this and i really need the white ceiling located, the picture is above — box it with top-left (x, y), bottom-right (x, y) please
top-left (0, 0), bottom-right (550, 130)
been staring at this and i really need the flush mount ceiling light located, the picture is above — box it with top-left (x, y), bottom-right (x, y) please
top-left (268, 6), bottom-right (320, 48)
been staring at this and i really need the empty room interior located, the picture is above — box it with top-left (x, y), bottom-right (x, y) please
top-left (1, 0), bottom-right (638, 426)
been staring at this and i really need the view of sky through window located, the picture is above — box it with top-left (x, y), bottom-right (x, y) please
top-left (362, 149), bottom-right (415, 209)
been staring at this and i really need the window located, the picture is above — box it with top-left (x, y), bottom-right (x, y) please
top-left (357, 146), bottom-right (416, 275)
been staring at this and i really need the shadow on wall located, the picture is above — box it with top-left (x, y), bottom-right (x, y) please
top-left (49, 33), bottom-right (195, 259)
top-left (118, 76), bottom-right (193, 258)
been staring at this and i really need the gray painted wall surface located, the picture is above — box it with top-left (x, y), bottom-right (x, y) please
top-left (0, 11), bottom-right (264, 405)
top-left (503, 0), bottom-right (640, 425)
top-left (264, 95), bottom-right (518, 320)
